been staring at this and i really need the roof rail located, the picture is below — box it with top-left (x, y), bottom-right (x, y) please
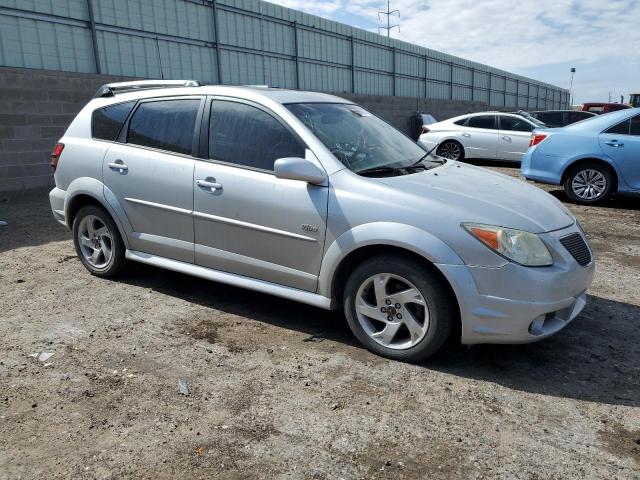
top-left (93, 80), bottom-right (200, 98)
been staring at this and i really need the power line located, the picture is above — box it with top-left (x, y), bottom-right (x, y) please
top-left (378, 0), bottom-right (400, 37)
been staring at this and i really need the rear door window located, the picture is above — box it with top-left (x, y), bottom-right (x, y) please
top-left (499, 115), bottom-right (533, 132)
top-left (605, 120), bottom-right (630, 135)
top-left (209, 100), bottom-right (305, 171)
top-left (630, 115), bottom-right (640, 136)
top-left (127, 99), bottom-right (200, 155)
top-left (92, 101), bottom-right (136, 141)
top-left (467, 115), bottom-right (497, 129)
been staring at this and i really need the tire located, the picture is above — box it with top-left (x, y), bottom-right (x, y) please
top-left (343, 254), bottom-right (455, 362)
top-left (437, 140), bottom-right (465, 161)
top-left (72, 204), bottom-right (126, 278)
top-left (563, 162), bottom-right (613, 204)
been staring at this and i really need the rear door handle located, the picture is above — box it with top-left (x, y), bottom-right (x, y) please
top-left (107, 161), bottom-right (128, 172)
top-left (501, 136), bottom-right (511, 141)
top-left (604, 140), bottom-right (624, 147)
top-left (461, 133), bottom-right (471, 137)
top-left (196, 179), bottom-right (223, 191)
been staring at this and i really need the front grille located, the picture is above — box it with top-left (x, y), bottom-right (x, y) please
top-left (560, 233), bottom-right (592, 266)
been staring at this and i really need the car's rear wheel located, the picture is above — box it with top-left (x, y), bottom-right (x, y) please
top-left (564, 163), bottom-right (613, 204)
top-left (72, 205), bottom-right (126, 278)
top-left (343, 255), bottom-right (454, 362)
top-left (437, 140), bottom-right (464, 161)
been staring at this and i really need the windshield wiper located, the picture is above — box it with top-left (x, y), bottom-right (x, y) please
top-left (410, 143), bottom-right (443, 167)
top-left (356, 165), bottom-right (405, 177)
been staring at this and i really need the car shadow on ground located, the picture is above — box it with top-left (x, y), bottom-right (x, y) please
top-left (546, 189), bottom-right (640, 211)
top-left (120, 262), bottom-right (639, 409)
top-left (0, 188), bottom-right (71, 253)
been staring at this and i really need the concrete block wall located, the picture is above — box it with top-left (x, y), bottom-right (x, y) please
top-left (0, 67), bottom-right (489, 192)
top-left (0, 67), bottom-right (129, 192)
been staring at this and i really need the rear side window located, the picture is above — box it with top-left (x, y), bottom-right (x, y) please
top-left (467, 115), bottom-right (497, 129)
top-left (454, 118), bottom-right (468, 126)
top-left (567, 111), bottom-right (591, 123)
top-left (538, 112), bottom-right (563, 126)
top-left (127, 99), bottom-right (200, 155)
top-left (92, 101), bottom-right (135, 141)
top-left (605, 120), bottom-right (630, 135)
top-left (499, 115), bottom-right (533, 132)
top-left (630, 114), bottom-right (640, 136)
top-left (209, 100), bottom-right (305, 171)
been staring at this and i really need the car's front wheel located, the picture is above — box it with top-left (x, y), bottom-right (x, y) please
top-left (343, 255), bottom-right (455, 362)
top-left (563, 162), bottom-right (613, 204)
top-left (72, 205), bottom-right (126, 278)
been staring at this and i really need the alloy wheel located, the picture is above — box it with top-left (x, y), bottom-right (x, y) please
top-left (571, 169), bottom-right (607, 200)
top-left (438, 142), bottom-right (461, 160)
top-left (77, 215), bottom-right (113, 269)
top-left (355, 273), bottom-right (430, 350)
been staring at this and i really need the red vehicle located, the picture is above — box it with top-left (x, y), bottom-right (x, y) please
top-left (581, 102), bottom-right (631, 114)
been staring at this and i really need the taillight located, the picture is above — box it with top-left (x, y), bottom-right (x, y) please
top-left (421, 127), bottom-right (430, 134)
top-left (51, 143), bottom-right (64, 173)
top-left (528, 133), bottom-right (547, 148)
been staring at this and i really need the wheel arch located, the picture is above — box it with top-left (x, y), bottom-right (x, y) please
top-left (64, 177), bottom-right (131, 249)
top-left (560, 157), bottom-right (619, 193)
top-left (319, 221), bottom-right (463, 309)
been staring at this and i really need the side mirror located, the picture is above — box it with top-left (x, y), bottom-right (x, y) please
top-left (274, 157), bottom-right (327, 185)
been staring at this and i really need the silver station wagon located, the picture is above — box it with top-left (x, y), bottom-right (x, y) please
top-left (49, 80), bottom-right (594, 361)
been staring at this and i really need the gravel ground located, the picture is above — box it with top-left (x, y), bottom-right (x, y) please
top-left (1, 165), bottom-right (639, 480)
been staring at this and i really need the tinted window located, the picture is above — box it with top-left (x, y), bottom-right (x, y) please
top-left (537, 112), bottom-right (564, 126)
top-left (454, 118), bottom-right (468, 126)
top-left (605, 120), bottom-right (630, 135)
top-left (210, 101), bottom-right (305, 171)
top-left (630, 115), bottom-right (640, 136)
top-left (500, 115), bottom-right (533, 132)
top-left (92, 101), bottom-right (135, 141)
top-left (467, 115), bottom-right (497, 129)
top-left (127, 99), bottom-right (200, 155)
top-left (567, 111), bottom-right (592, 124)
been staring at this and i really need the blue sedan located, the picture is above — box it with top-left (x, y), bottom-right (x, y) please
top-left (521, 108), bottom-right (640, 204)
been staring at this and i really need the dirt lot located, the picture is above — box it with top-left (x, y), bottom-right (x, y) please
top-left (1, 165), bottom-right (639, 479)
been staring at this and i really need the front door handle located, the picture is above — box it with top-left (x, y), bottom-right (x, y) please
top-left (196, 179), bottom-right (223, 192)
top-left (604, 140), bottom-right (624, 147)
top-left (501, 136), bottom-right (511, 141)
top-left (107, 161), bottom-right (128, 172)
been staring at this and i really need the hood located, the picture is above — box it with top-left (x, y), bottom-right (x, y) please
top-left (377, 161), bottom-right (574, 234)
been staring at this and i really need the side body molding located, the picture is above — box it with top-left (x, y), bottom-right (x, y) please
top-left (63, 177), bottom-right (132, 249)
top-left (317, 222), bottom-right (465, 300)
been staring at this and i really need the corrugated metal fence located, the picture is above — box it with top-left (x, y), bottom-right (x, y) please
top-left (0, 0), bottom-right (568, 109)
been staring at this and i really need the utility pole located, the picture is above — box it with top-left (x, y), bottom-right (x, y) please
top-left (378, 1), bottom-right (400, 37)
top-left (568, 67), bottom-right (576, 107)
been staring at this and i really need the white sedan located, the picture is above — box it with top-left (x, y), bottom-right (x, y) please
top-left (418, 112), bottom-right (546, 162)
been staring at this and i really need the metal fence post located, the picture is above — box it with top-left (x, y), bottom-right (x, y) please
top-left (391, 46), bottom-right (396, 96)
top-left (449, 61), bottom-right (453, 100)
top-left (86, 0), bottom-right (101, 74)
top-left (470, 67), bottom-right (474, 102)
top-left (423, 54), bottom-right (428, 99)
top-left (211, 0), bottom-right (222, 84)
top-left (293, 22), bottom-right (300, 89)
top-left (351, 35), bottom-right (355, 93)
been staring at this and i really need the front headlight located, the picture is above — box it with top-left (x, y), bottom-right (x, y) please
top-left (462, 223), bottom-right (553, 267)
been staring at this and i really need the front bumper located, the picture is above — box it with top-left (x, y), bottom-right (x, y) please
top-left (437, 223), bottom-right (595, 345)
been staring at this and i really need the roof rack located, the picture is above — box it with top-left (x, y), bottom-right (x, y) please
top-left (93, 80), bottom-right (200, 98)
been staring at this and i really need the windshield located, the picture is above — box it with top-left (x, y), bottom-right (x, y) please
top-left (285, 103), bottom-right (438, 175)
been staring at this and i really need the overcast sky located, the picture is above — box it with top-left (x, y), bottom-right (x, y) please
top-left (269, 0), bottom-right (640, 105)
